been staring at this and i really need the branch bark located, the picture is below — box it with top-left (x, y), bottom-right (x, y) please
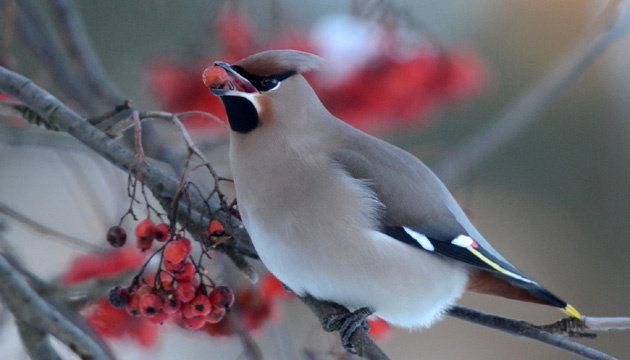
top-left (447, 306), bottom-right (617, 360)
top-left (16, 320), bottom-right (63, 360)
top-left (0, 251), bottom-right (114, 360)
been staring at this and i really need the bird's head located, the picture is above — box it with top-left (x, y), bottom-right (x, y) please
top-left (203, 50), bottom-right (326, 134)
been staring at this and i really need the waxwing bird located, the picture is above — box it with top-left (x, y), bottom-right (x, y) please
top-left (202, 49), bottom-right (581, 351)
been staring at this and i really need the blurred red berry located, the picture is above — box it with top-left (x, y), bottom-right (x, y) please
top-left (154, 223), bottom-right (170, 242)
top-left (164, 238), bottom-right (191, 264)
top-left (83, 298), bottom-right (159, 348)
top-left (209, 286), bottom-right (235, 309)
top-left (176, 281), bottom-right (196, 303)
top-left (235, 288), bottom-right (275, 332)
top-left (106, 226), bottom-right (127, 247)
top-left (183, 315), bottom-right (206, 330)
top-left (108, 286), bottom-right (130, 308)
top-left (62, 247), bottom-right (145, 284)
top-left (182, 294), bottom-right (212, 318)
top-left (205, 306), bottom-right (226, 324)
top-left (367, 316), bottom-right (391, 340)
top-left (139, 293), bottom-right (164, 318)
top-left (260, 273), bottom-right (295, 301)
top-left (172, 261), bottom-right (195, 282)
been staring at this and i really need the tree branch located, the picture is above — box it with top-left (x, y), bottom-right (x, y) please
top-left (0, 251), bottom-right (114, 360)
top-left (300, 295), bottom-right (391, 360)
top-left (447, 306), bottom-right (617, 360)
top-left (16, 320), bottom-right (63, 360)
top-left (435, 0), bottom-right (630, 185)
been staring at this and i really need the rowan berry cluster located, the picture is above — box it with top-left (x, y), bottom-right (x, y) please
top-left (106, 219), bottom-right (234, 329)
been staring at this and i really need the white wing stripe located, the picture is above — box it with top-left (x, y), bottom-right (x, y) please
top-left (403, 227), bottom-right (435, 251)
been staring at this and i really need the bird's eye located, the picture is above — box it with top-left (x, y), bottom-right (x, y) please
top-left (260, 77), bottom-right (279, 91)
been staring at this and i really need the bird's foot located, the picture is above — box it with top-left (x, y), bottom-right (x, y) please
top-left (324, 307), bottom-right (374, 354)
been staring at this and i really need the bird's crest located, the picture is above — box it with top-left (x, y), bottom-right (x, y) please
top-left (235, 49), bottom-right (326, 77)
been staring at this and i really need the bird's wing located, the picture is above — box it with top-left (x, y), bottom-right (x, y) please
top-left (328, 133), bottom-right (578, 316)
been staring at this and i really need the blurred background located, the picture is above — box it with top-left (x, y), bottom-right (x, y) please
top-left (1, 0), bottom-right (629, 359)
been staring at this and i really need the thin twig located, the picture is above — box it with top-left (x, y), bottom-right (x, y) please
top-left (0, 202), bottom-right (102, 252)
top-left (435, 0), bottom-right (630, 185)
top-left (538, 316), bottom-right (630, 335)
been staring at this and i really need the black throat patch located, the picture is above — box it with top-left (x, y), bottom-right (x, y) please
top-left (220, 96), bottom-right (259, 134)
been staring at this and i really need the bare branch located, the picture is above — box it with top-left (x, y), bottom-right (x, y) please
top-left (435, 0), bottom-right (630, 185)
top-left (447, 306), bottom-right (617, 360)
top-left (0, 202), bottom-right (102, 252)
top-left (0, 252), bottom-right (115, 360)
top-left (16, 320), bottom-right (63, 360)
top-left (300, 295), bottom-right (391, 360)
top-left (538, 316), bottom-right (630, 335)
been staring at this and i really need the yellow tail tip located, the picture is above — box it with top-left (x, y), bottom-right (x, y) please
top-left (561, 304), bottom-right (582, 319)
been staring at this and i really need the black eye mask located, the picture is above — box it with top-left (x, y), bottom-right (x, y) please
top-left (231, 65), bottom-right (296, 92)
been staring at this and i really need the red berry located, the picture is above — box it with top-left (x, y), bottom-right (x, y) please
top-left (159, 272), bottom-right (174, 290)
top-left (183, 315), bottom-right (206, 330)
top-left (147, 310), bottom-right (169, 325)
top-left (135, 219), bottom-right (156, 242)
top-left (164, 259), bottom-right (185, 272)
top-left (175, 282), bottom-right (196, 303)
top-left (125, 294), bottom-right (141, 317)
top-left (162, 295), bottom-right (181, 315)
top-left (164, 238), bottom-right (190, 264)
top-left (205, 220), bottom-right (224, 237)
top-left (172, 261), bottom-right (195, 282)
top-left (135, 285), bottom-right (153, 297)
top-left (182, 294), bottom-right (211, 318)
top-left (209, 286), bottom-right (235, 309)
top-left (205, 306), bottom-right (226, 324)
top-left (154, 223), bottom-right (170, 242)
top-left (136, 237), bottom-right (153, 251)
top-left (139, 293), bottom-right (163, 318)
top-left (108, 286), bottom-right (129, 308)
top-left (106, 226), bottom-right (127, 247)
top-left (180, 238), bottom-right (192, 256)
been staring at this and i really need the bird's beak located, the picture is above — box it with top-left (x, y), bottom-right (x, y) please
top-left (203, 61), bottom-right (258, 96)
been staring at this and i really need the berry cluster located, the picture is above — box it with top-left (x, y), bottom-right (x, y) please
top-left (106, 219), bottom-right (234, 330)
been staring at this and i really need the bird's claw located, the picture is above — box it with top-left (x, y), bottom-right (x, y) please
top-left (324, 307), bottom-right (374, 353)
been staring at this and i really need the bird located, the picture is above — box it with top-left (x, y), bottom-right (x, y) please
top-left (202, 49), bottom-right (581, 351)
